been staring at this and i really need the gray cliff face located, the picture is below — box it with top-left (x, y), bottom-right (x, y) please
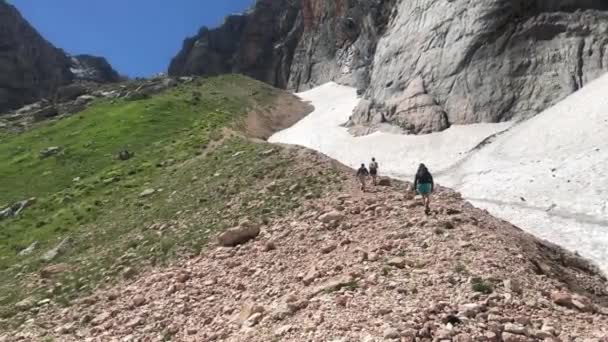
top-left (169, 0), bottom-right (395, 92)
top-left (0, 1), bottom-right (72, 113)
top-left (286, 0), bottom-right (396, 92)
top-left (350, 0), bottom-right (608, 133)
top-left (169, 0), bottom-right (303, 89)
top-left (0, 1), bottom-right (120, 114)
top-left (171, 0), bottom-right (608, 134)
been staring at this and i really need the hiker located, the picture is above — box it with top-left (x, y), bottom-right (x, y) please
top-left (369, 157), bottom-right (379, 185)
top-left (356, 163), bottom-right (370, 191)
top-left (413, 163), bottom-right (434, 214)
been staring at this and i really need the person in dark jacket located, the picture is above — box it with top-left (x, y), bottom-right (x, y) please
top-left (414, 163), bottom-right (434, 214)
top-left (356, 163), bottom-right (370, 191)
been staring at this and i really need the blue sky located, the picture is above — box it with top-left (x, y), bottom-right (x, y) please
top-left (8, 0), bottom-right (254, 77)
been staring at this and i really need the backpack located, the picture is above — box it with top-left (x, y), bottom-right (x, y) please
top-left (369, 161), bottom-right (378, 171)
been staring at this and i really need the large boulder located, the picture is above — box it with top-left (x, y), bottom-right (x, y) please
top-left (350, 77), bottom-right (449, 134)
top-left (32, 106), bottom-right (58, 121)
top-left (218, 220), bottom-right (261, 247)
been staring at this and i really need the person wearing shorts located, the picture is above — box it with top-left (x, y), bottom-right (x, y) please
top-left (413, 163), bottom-right (434, 214)
top-left (369, 158), bottom-right (379, 186)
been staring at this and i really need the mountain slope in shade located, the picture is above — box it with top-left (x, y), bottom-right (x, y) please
top-left (0, 1), bottom-right (120, 114)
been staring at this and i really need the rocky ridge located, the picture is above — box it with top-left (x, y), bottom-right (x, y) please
top-left (0, 1), bottom-right (120, 114)
top-left (69, 55), bottom-right (121, 84)
top-left (169, 0), bottom-right (608, 134)
top-left (0, 75), bottom-right (193, 133)
top-left (4, 156), bottom-right (608, 341)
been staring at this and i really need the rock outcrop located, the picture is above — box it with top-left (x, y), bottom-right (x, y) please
top-left (0, 75), bottom-right (193, 133)
top-left (69, 55), bottom-right (121, 83)
top-left (352, 76), bottom-right (450, 134)
top-left (170, 0), bottom-right (608, 134)
top-left (0, 1), bottom-right (119, 114)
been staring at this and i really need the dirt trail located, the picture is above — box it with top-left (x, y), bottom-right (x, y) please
top-left (244, 93), bottom-right (313, 140)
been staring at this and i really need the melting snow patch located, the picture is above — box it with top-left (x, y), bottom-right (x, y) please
top-left (270, 76), bottom-right (608, 274)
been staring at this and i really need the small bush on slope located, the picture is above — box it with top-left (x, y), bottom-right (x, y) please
top-left (0, 75), bottom-right (332, 324)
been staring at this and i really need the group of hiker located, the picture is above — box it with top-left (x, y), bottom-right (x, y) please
top-left (356, 158), bottom-right (434, 214)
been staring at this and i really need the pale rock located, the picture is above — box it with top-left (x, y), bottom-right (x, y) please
top-left (321, 244), bottom-right (337, 254)
top-left (541, 324), bottom-right (558, 336)
top-left (218, 221), bottom-right (260, 247)
top-left (75, 94), bottom-right (96, 106)
top-left (459, 303), bottom-right (481, 318)
top-left (122, 267), bottom-right (137, 279)
top-left (245, 312), bottom-right (264, 327)
top-left (132, 295), bottom-right (146, 307)
top-left (40, 146), bottom-right (61, 158)
top-left (504, 278), bottom-right (523, 295)
top-left (15, 297), bottom-right (36, 311)
top-left (274, 325), bottom-right (293, 336)
top-left (383, 327), bottom-right (400, 339)
top-left (40, 263), bottom-right (70, 278)
top-left (237, 302), bottom-right (265, 325)
top-left (368, 253), bottom-right (379, 262)
top-left (302, 265), bottom-right (320, 286)
top-left (533, 329), bottom-right (555, 339)
top-left (504, 323), bottom-right (527, 335)
top-left (18, 241), bottom-right (38, 256)
top-left (485, 331), bottom-right (499, 341)
top-left (139, 188), bottom-right (156, 197)
top-left (126, 316), bottom-right (143, 328)
top-left (270, 303), bottom-right (293, 321)
top-left (56, 322), bottom-right (77, 334)
top-left (263, 241), bottom-right (277, 252)
top-left (386, 257), bottom-right (405, 269)
top-left (454, 334), bottom-right (473, 342)
top-left (91, 312), bottom-right (112, 326)
top-left (319, 210), bottom-right (343, 223)
top-left (37, 298), bottom-right (51, 306)
top-left (176, 272), bottom-right (190, 283)
top-left (550, 291), bottom-right (573, 307)
top-left (307, 275), bottom-right (354, 298)
top-left (502, 332), bottom-right (530, 342)
top-left (572, 294), bottom-right (595, 313)
top-left (41, 237), bottom-right (71, 262)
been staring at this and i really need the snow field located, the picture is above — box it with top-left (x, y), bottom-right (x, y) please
top-left (270, 76), bottom-right (608, 273)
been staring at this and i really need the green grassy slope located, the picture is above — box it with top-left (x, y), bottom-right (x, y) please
top-left (0, 75), bottom-right (339, 324)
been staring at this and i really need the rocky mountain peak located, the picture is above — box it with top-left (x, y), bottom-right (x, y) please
top-left (69, 54), bottom-right (121, 83)
top-left (0, 1), bottom-right (120, 114)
